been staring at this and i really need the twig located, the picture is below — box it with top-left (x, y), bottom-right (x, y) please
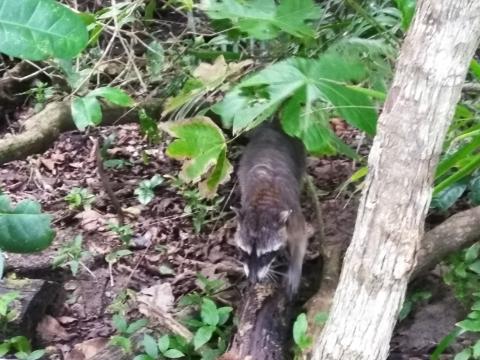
top-left (94, 136), bottom-right (125, 225)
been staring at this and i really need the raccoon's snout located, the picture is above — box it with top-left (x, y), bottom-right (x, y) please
top-left (244, 263), bottom-right (269, 283)
top-left (242, 250), bottom-right (277, 283)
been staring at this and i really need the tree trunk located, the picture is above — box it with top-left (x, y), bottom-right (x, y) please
top-left (311, 1), bottom-right (480, 359)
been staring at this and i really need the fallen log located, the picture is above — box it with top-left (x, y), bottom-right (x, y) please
top-left (0, 278), bottom-right (61, 340)
top-left (0, 99), bottom-right (163, 165)
top-left (219, 284), bottom-right (292, 360)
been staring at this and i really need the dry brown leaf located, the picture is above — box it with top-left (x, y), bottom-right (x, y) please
top-left (66, 338), bottom-right (109, 360)
top-left (36, 315), bottom-right (73, 342)
top-left (193, 56), bottom-right (228, 86)
top-left (40, 157), bottom-right (56, 172)
top-left (58, 316), bottom-right (78, 325)
top-left (138, 283), bottom-right (174, 313)
top-left (75, 209), bottom-right (105, 232)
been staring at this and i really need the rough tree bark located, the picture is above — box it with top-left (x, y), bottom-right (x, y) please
top-left (312, 1), bottom-right (480, 359)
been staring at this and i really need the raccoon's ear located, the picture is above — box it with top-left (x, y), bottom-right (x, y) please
top-left (231, 206), bottom-right (243, 220)
top-left (279, 209), bottom-right (292, 224)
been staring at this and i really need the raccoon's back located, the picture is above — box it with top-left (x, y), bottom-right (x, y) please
top-left (238, 123), bottom-right (306, 207)
top-left (239, 123), bottom-right (306, 180)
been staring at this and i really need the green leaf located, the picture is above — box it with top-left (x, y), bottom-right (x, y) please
top-left (112, 314), bottom-right (128, 333)
top-left (431, 327), bottom-right (463, 360)
top-left (143, 334), bottom-right (158, 359)
top-left (89, 87), bottom-right (134, 107)
top-left (163, 349), bottom-right (185, 358)
top-left (458, 319), bottom-right (480, 332)
top-left (149, 175), bottom-right (164, 188)
top-left (399, 300), bottom-right (412, 321)
top-left (280, 88), bottom-right (358, 158)
top-left (157, 335), bottom-right (170, 353)
top-left (194, 325), bottom-right (215, 350)
top-left (469, 175), bottom-right (480, 205)
top-left (470, 59), bottom-right (480, 81)
top-left (109, 336), bottom-right (132, 353)
top-left (10, 336), bottom-right (31, 353)
top-left (147, 40), bottom-right (165, 78)
top-left (0, 195), bottom-right (54, 253)
top-left (213, 55), bottom-right (377, 155)
top-left (394, 0), bottom-right (416, 31)
top-left (201, 0), bottom-right (321, 41)
top-left (163, 117), bottom-right (232, 194)
top-left (217, 306), bottom-right (233, 326)
top-left (144, 0), bottom-right (157, 20)
top-left (0, 342), bottom-right (9, 356)
top-left (127, 318), bottom-right (148, 334)
top-left (201, 298), bottom-right (219, 326)
top-left (469, 260), bottom-right (480, 275)
top-left (27, 350), bottom-right (45, 360)
top-left (465, 243), bottom-right (480, 263)
top-left (14, 352), bottom-right (28, 360)
top-left (134, 175), bottom-right (164, 205)
top-left (71, 96), bottom-right (102, 130)
top-left (162, 79), bottom-right (204, 115)
top-left (436, 136), bottom-right (480, 179)
top-left (133, 355), bottom-right (153, 360)
top-left (293, 313), bottom-right (309, 347)
top-left (0, 0), bottom-right (88, 60)
top-left (454, 348), bottom-right (472, 360)
top-left (435, 154), bottom-right (480, 195)
top-left (199, 148), bottom-right (233, 197)
top-left (431, 182), bottom-right (467, 211)
top-left (473, 339), bottom-right (480, 358)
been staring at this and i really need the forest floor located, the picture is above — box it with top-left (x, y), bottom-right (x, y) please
top-left (0, 118), bottom-right (470, 359)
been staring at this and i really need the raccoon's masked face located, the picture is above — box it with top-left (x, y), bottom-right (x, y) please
top-left (233, 207), bottom-right (291, 283)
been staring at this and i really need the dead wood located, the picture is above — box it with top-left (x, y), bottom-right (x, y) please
top-left (0, 99), bottom-right (163, 165)
top-left (219, 283), bottom-right (292, 360)
top-left (94, 136), bottom-right (125, 225)
top-left (0, 278), bottom-right (61, 340)
top-left (0, 61), bottom-right (39, 105)
top-left (87, 333), bottom-right (143, 360)
top-left (414, 206), bottom-right (480, 277)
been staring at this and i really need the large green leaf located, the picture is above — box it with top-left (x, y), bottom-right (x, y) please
top-left (162, 117), bottom-right (232, 197)
top-left (201, 298), bottom-right (219, 327)
top-left (280, 85), bottom-right (358, 158)
top-left (0, 195), bottom-right (54, 253)
top-left (194, 325), bottom-right (215, 350)
top-left (71, 96), bottom-right (102, 130)
top-left (0, 0), bottom-right (88, 60)
top-left (201, 0), bottom-right (321, 41)
top-left (89, 87), bottom-right (135, 107)
top-left (431, 182), bottom-right (467, 211)
top-left (213, 54), bottom-right (377, 155)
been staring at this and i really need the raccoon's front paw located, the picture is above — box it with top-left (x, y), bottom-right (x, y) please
top-left (286, 266), bottom-right (301, 299)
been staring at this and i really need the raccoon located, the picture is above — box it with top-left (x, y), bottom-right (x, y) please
top-left (234, 121), bottom-right (308, 296)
